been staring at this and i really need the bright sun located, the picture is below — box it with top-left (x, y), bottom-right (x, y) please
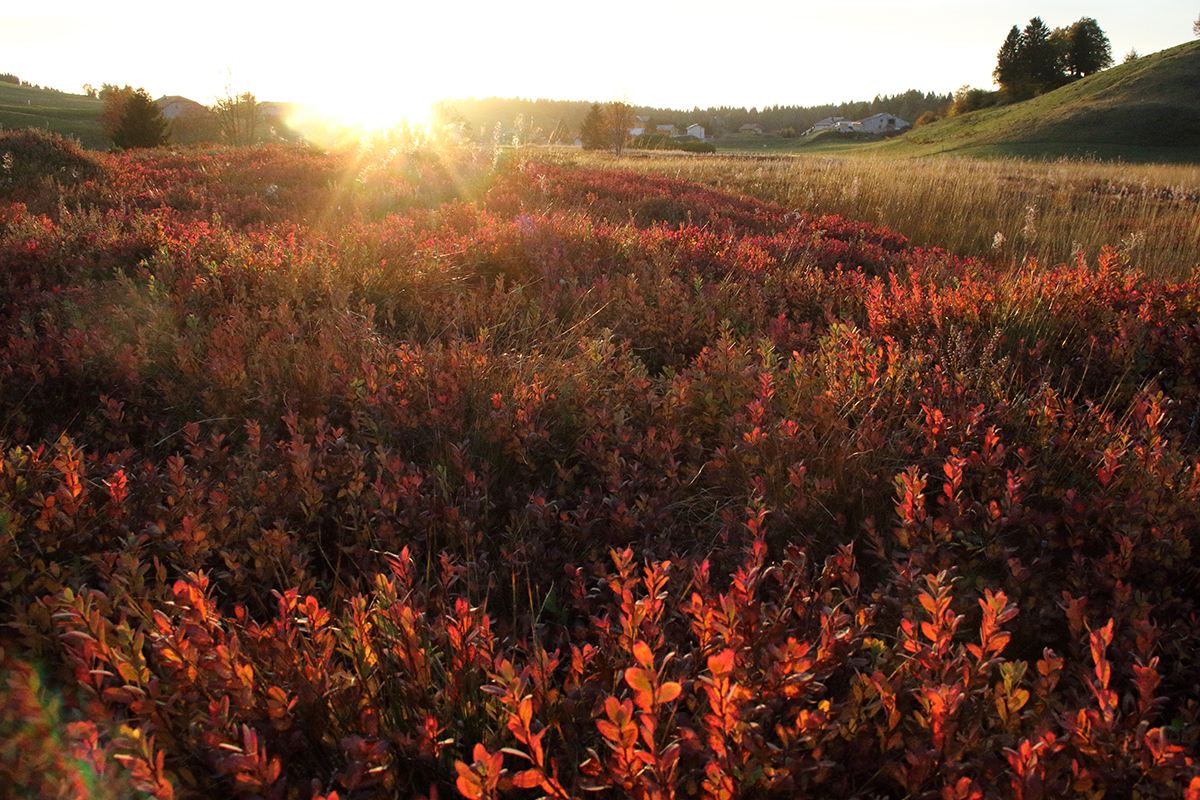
top-left (283, 90), bottom-right (436, 149)
top-left (327, 90), bottom-right (434, 131)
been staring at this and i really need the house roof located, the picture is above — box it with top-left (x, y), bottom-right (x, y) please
top-left (155, 95), bottom-right (210, 119)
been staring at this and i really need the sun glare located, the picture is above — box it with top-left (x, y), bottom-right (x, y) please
top-left (281, 90), bottom-right (435, 150)
top-left (328, 92), bottom-right (434, 131)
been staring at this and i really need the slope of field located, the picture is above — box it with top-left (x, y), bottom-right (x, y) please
top-left (0, 82), bottom-right (106, 149)
top-left (893, 40), bottom-right (1200, 160)
top-left (581, 150), bottom-right (1200, 279)
top-left (3, 130), bottom-right (1200, 798)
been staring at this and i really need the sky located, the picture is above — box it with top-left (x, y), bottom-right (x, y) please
top-left (3, 0), bottom-right (1196, 125)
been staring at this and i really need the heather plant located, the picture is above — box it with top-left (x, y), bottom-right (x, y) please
top-left (3, 142), bottom-right (1200, 797)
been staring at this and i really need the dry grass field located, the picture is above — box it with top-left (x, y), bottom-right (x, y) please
top-left (569, 151), bottom-right (1200, 279)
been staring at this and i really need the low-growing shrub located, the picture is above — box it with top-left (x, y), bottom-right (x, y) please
top-left (3, 143), bottom-right (1200, 798)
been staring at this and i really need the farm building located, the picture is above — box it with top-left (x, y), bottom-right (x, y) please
top-left (155, 95), bottom-right (208, 120)
top-left (627, 115), bottom-right (651, 136)
top-left (739, 123), bottom-right (764, 134)
top-left (686, 123), bottom-right (705, 139)
top-left (806, 116), bottom-right (852, 134)
top-left (858, 112), bottom-right (910, 133)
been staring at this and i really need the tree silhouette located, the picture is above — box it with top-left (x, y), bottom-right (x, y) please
top-left (1064, 17), bottom-right (1113, 78)
top-left (1020, 17), bottom-right (1065, 94)
top-left (993, 26), bottom-right (1024, 91)
top-left (994, 17), bottom-right (1106, 100)
top-left (603, 101), bottom-right (635, 157)
top-left (212, 89), bottom-right (266, 146)
top-left (103, 85), bottom-right (170, 150)
top-left (580, 103), bottom-right (606, 150)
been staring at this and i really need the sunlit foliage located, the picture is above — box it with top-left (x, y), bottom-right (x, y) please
top-left (3, 128), bottom-right (1200, 798)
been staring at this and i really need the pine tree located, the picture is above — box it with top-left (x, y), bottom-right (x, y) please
top-left (108, 87), bottom-right (170, 150)
top-left (580, 103), bottom-right (606, 150)
top-left (993, 26), bottom-right (1024, 92)
top-left (1020, 17), bottom-right (1066, 94)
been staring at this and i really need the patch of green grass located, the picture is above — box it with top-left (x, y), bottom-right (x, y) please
top-left (713, 130), bottom-right (902, 155)
top-left (711, 41), bottom-right (1200, 164)
top-left (884, 40), bottom-right (1200, 159)
top-left (0, 82), bottom-right (106, 149)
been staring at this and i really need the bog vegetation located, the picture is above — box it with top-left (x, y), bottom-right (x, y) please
top-left (2, 128), bottom-right (1200, 799)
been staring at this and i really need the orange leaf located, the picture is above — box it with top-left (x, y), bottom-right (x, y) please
top-left (512, 770), bottom-right (543, 789)
top-left (918, 592), bottom-right (938, 616)
top-left (455, 766), bottom-right (483, 800)
top-left (625, 667), bottom-right (654, 696)
top-left (657, 681), bottom-right (682, 704)
top-left (708, 649), bottom-right (735, 677)
top-left (632, 640), bottom-right (654, 669)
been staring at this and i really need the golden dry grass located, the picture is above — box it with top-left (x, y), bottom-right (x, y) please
top-left (564, 151), bottom-right (1200, 279)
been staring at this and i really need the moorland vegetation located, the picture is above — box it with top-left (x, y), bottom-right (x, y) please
top-left (2, 127), bottom-right (1200, 799)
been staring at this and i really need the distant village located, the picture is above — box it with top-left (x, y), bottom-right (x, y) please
top-left (567, 112), bottom-right (911, 147)
top-left (628, 112), bottom-right (907, 141)
top-left (154, 95), bottom-right (913, 148)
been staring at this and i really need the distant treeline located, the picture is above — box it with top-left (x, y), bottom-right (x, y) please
top-left (1, 72), bottom-right (70, 94)
top-left (444, 90), bottom-right (953, 139)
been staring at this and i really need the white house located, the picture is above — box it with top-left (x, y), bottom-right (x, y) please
top-left (627, 115), bottom-right (651, 136)
top-left (686, 123), bottom-right (705, 140)
top-left (858, 113), bottom-right (910, 133)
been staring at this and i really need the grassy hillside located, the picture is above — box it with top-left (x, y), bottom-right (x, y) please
top-left (708, 41), bottom-right (1200, 162)
top-left (890, 39), bottom-right (1200, 160)
top-left (0, 82), bottom-right (106, 149)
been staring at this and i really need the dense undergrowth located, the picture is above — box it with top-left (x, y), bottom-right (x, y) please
top-left (2, 129), bottom-right (1200, 799)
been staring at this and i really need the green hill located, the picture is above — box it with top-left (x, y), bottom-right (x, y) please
top-left (890, 40), bottom-right (1200, 161)
top-left (0, 82), bottom-right (106, 150)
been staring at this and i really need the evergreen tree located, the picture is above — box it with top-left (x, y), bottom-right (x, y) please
top-left (995, 18), bottom-right (1071, 100)
top-left (108, 87), bottom-right (170, 150)
top-left (1020, 17), bottom-right (1066, 94)
top-left (993, 25), bottom-right (1024, 91)
top-left (1065, 17), bottom-right (1113, 77)
top-left (580, 103), bottom-right (605, 150)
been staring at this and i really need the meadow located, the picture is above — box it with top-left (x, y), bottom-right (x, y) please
top-left (572, 150), bottom-right (1200, 280)
top-left (3, 128), bottom-right (1200, 799)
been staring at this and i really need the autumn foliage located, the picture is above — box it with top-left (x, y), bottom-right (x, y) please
top-left (2, 128), bottom-right (1200, 798)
